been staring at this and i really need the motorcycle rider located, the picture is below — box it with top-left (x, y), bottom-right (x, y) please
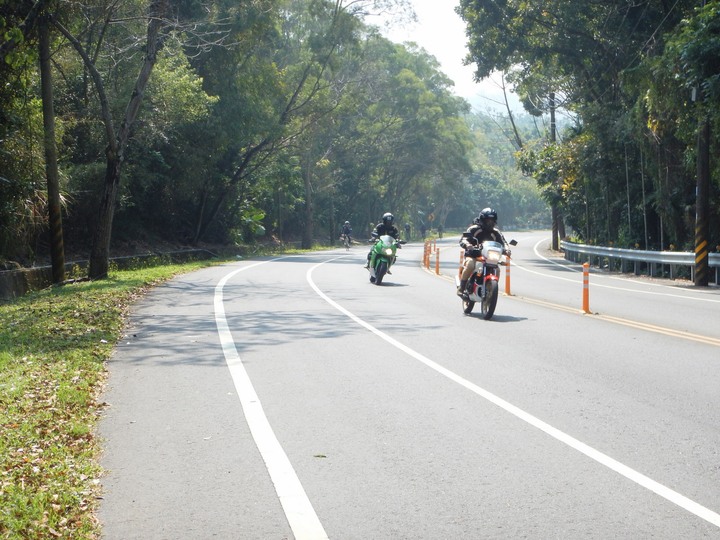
top-left (365, 212), bottom-right (400, 270)
top-left (341, 220), bottom-right (353, 243)
top-left (457, 208), bottom-right (511, 296)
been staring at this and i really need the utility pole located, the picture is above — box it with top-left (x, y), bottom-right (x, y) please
top-left (695, 113), bottom-right (710, 286)
top-left (693, 0), bottom-right (710, 287)
top-left (549, 91), bottom-right (559, 251)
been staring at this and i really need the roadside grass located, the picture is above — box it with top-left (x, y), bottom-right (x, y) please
top-left (0, 240), bottom-right (344, 539)
top-left (0, 260), bottom-right (214, 539)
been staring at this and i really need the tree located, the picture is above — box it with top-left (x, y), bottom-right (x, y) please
top-left (53, 0), bottom-right (174, 278)
top-left (458, 0), bottom-right (712, 252)
top-left (38, 12), bottom-right (64, 282)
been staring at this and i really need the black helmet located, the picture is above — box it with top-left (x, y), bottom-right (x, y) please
top-left (479, 208), bottom-right (497, 225)
top-left (382, 212), bottom-right (394, 225)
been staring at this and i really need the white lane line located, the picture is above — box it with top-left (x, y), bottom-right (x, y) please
top-left (215, 260), bottom-right (328, 540)
top-left (306, 260), bottom-right (720, 529)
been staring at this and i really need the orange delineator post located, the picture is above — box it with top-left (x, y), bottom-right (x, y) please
top-left (504, 256), bottom-right (511, 295)
top-left (434, 248), bottom-right (440, 274)
top-left (582, 262), bottom-right (590, 313)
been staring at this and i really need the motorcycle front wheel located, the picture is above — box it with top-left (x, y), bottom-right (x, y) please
top-left (481, 280), bottom-right (498, 320)
top-left (375, 261), bottom-right (388, 285)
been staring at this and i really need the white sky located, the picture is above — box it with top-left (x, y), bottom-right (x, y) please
top-left (377, 0), bottom-right (520, 113)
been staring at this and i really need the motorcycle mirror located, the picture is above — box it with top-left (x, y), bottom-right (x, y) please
top-left (509, 239), bottom-right (518, 246)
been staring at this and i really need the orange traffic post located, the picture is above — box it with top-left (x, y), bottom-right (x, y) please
top-left (582, 262), bottom-right (590, 313)
top-left (423, 241), bottom-right (428, 268)
top-left (435, 248), bottom-right (440, 274)
top-left (505, 256), bottom-right (511, 295)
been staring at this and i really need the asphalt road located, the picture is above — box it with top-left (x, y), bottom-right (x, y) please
top-left (97, 231), bottom-right (720, 539)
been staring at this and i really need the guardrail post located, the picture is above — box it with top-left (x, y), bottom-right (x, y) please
top-left (582, 262), bottom-right (590, 313)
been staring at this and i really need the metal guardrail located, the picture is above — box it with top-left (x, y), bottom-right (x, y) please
top-left (561, 241), bottom-right (720, 285)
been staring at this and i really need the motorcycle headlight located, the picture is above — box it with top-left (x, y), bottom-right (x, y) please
top-left (384, 248), bottom-right (393, 256)
top-left (486, 250), bottom-right (502, 264)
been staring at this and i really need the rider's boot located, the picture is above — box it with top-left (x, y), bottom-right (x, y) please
top-left (388, 256), bottom-right (397, 274)
top-left (456, 280), bottom-right (467, 296)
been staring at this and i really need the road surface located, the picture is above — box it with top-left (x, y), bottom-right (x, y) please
top-left (98, 231), bottom-right (720, 539)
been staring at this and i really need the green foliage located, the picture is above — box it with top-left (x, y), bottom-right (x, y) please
top-left (0, 92), bottom-right (49, 265)
top-left (459, 0), bottom-right (718, 249)
top-left (1, 0), bottom-right (547, 268)
top-left (666, 2), bottom-right (720, 106)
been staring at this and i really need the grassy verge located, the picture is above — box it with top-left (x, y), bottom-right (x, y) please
top-left (0, 261), bottom-right (214, 539)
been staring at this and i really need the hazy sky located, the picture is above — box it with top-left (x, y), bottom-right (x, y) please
top-left (379, 0), bottom-right (519, 112)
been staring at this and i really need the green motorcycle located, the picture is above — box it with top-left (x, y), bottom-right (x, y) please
top-left (368, 235), bottom-right (406, 285)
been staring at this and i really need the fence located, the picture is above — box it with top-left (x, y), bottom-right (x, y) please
top-left (561, 241), bottom-right (720, 285)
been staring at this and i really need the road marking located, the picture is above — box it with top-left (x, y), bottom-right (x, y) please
top-left (307, 259), bottom-right (720, 529)
top-left (595, 312), bottom-right (720, 347)
top-left (216, 260), bottom-right (328, 540)
top-left (503, 296), bottom-right (720, 346)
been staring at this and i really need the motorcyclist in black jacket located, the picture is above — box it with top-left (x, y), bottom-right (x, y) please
top-left (365, 212), bottom-right (400, 269)
top-left (457, 208), bottom-right (511, 296)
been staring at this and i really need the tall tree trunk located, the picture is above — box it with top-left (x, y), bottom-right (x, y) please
top-left (501, 72), bottom-right (523, 150)
top-left (84, 0), bottom-right (169, 279)
top-left (88, 158), bottom-right (121, 278)
top-left (39, 14), bottom-right (65, 283)
top-left (302, 152), bottom-right (313, 249)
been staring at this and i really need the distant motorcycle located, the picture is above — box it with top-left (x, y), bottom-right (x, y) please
top-left (455, 239), bottom-right (517, 319)
top-left (368, 235), bottom-right (406, 285)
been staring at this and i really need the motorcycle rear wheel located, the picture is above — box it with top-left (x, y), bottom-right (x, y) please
top-left (462, 297), bottom-right (475, 314)
top-left (481, 280), bottom-right (498, 320)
